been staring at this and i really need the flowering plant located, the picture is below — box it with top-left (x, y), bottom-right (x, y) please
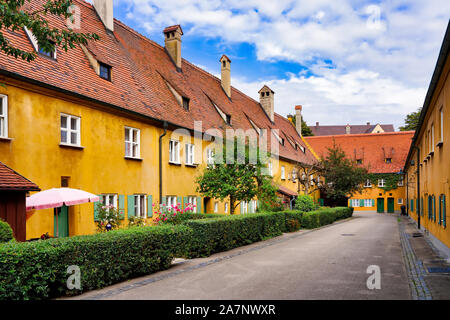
top-left (95, 203), bottom-right (122, 232)
top-left (128, 215), bottom-right (146, 227)
top-left (153, 202), bottom-right (196, 225)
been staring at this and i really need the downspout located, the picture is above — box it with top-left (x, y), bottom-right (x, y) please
top-left (406, 172), bottom-right (409, 216)
top-left (159, 121), bottom-right (168, 203)
top-left (415, 146), bottom-right (421, 230)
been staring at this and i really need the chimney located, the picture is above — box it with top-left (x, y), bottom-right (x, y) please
top-left (220, 55), bottom-right (231, 98)
top-left (163, 25), bottom-right (183, 70)
top-left (93, 0), bottom-right (114, 32)
top-left (367, 122), bottom-right (370, 125)
top-left (295, 105), bottom-right (302, 136)
top-left (316, 122), bottom-right (319, 127)
top-left (259, 85), bottom-right (275, 122)
top-left (346, 124), bottom-right (351, 134)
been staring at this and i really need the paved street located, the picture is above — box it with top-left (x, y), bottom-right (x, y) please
top-left (73, 212), bottom-right (412, 300)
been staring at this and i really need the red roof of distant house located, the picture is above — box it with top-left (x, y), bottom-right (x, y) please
top-left (0, 0), bottom-right (316, 166)
top-left (305, 131), bottom-right (414, 173)
top-left (309, 124), bottom-right (395, 136)
top-left (0, 162), bottom-right (40, 191)
top-left (277, 185), bottom-right (298, 196)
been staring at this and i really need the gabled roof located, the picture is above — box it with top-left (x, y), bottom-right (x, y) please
top-left (0, 0), bottom-right (317, 166)
top-left (0, 162), bottom-right (40, 191)
top-left (309, 124), bottom-right (395, 136)
top-left (305, 131), bottom-right (414, 174)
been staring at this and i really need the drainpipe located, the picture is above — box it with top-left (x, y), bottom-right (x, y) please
top-left (159, 121), bottom-right (168, 203)
top-left (415, 146), bottom-right (421, 230)
top-left (406, 172), bottom-right (409, 216)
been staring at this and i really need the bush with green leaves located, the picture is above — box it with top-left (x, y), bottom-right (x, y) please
top-left (182, 212), bottom-right (286, 258)
top-left (300, 207), bottom-right (353, 229)
top-left (0, 225), bottom-right (192, 300)
top-left (283, 210), bottom-right (304, 232)
top-left (95, 203), bottom-right (122, 232)
top-left (0, 219), bottom-right (13, 243)
top-left (295, 194), bottom-right (316, 212)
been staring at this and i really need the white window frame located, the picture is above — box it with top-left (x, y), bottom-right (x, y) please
top-left (431, 124), bottom-right (435, 152)
top-left (186, 196), bottom-right (197, 209)
top-left (0, 95), bottom-right (8, 138)
top-left (281, 166), bottom-right (285, 180)
top-left (398, 198), bottom-right (403, 205)
top-left (310, 175), bottom-right (315, 186)
top-left (134, 194), bottom-right (146, 218)
top-left (364, 179), bottom-right (372, 188)
top-left (225, 202), bottom-right (229, 214)
top-left (251, 200), bottom-right (257, 213)
top-left (268, 161), bottom-right (273, 176)
top-left (440, 107), bottom-right (444, 142)
top-left (125, 127), bottom-right (140, 159)
top-left (378, 179), bottom-right (385, 187)
top-left (398, 177), bottom-right (404, 186)
top-left (206, 148), bottom-right (215, 166)
top-left (350, 199), bottom-right (359, 207)
top-left (166, 196), bottom-right (177, 212)
top-left (102, 194), bottom-right (118, 211)
top-left (60, 113), bottom-right (80, 146)
top-left (185, 143), bottom-right (195, 165)
top-left (214, 202), bottom-right (219, 213)
top-left (169, 140), bottom-right (180, 164)
top-left (242, 201), bottom-right (248, 214)
top-left (364, 199), bottom-right (372, 207)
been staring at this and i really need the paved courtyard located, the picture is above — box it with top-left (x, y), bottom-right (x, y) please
top-left (73, 212), bottom-right (413, 300)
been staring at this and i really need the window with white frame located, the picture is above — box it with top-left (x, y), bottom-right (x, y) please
top-left (0, 95), bottom-right (7, 138)
top-left (398, 177), bottom-right (404, 186)
top-left (169, 140), bottom-right (180, 164)
top-left (350, 199), bottom-right (359, 207)
top-left (206, 148), bottom-right (214, 166)
top-left (185, 143), bottom-right (195, 165)
top-left (428, 129), bottom-right (432, 153)
top-left (166, 196), bottom-right (177, 211)
top-left (364, 199), bottom-right (372, 207)
top-left (224, 202), bottom-right (228, 213)
top-left (60, 114), bottom-right (80, 146)
top-left (241, 201), bottom-right (248, 214)
top-left (281, 166), bottom-right (285, 180)
top-left (102, 194), bottom-right (117, 210)
top-left (440, 107), bottom-right (444, 142)
top-left (310, 175), bottom-right (314, 186)
top-left (431, 124), bottom-right (435, 152)
top-left (398, 198), bottom-right (403, 205)
top-left (378, 179), bottom-right (385, 187)
top-left (251, 200), bottom-right (257, 213)
top-left (186, 196), bottom-right (197, 209)
top-left (214, 202), bottom-right (219, 213)
top-left (364, 179), bottom-right (372, 187)
top-left (125, 127), bottom-right (140, 158)
top-left (134, 194), bottom-right (146, 218)
top-left (268, 161), bottom-right (273, 176)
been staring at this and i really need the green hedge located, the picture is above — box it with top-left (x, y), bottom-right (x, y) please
top-left (0, 219), bottom-right (13, 243)
top-left (300, 207), bottom-right (353, 229)
top-left (0, 225), bottom-right (192, 300)
top-left (283, 210), bottom-right (304, 232)
top-left (183, 212), bottom-right (286, 258)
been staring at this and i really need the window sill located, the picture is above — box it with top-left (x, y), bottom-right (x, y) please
top-left (185, 163), bottom-right (198, 168)
top-left (169, 161), bottom-right (181, 166)
top-left (59, 143), bottom-right (84, 150)
top-left (0, 136), bottom-right (12, 142)
top-left (436, 141), bottom-right (443, 147)
top-left (364, 186), bottom-right (372, 188)
top-left (124, 156), bottom-right (143, 161)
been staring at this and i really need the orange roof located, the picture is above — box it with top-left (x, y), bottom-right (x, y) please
top-left (0, 0), bottom-right (316, 166)
top-left (305, 131), bottom-right (414, 173)
top-left (0, 162), bottom-right (40, 191)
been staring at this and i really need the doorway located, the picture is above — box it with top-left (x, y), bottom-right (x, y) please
top-left (387, 198), bottom-right (395, 213)
top-left (377, 198), bottom-right (384, 213)
top-left (54, 205), bottom-right (69, 238)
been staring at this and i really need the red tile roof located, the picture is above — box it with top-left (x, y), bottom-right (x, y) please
top-left (277, 185), bottom-right (298, 196)
top-left (0, 0), bottom-right (316, 166)
top-left (0, 162), bottom-right (40, 191)
top-left (309, 124), bottom-right (395, 136)
top-left (305, 131), bottom-right (415, 173)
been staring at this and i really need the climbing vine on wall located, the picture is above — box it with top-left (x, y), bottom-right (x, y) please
top-left (367, 173), bottom-right (402, 192)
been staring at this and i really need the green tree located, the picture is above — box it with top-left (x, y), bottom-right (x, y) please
top-left (0, 0), bottom-right (99, 62)
top-left (320, 142), bottom-right (368, 205)
top-left (399, 108), bottom-right (422, 131)
top-left (196, 141), bottom-right (271, 214)
top-left (287, 114), bottom-right (314, 136)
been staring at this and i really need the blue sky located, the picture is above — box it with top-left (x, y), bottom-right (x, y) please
top-left (112, 0), bottom-right (450, 129)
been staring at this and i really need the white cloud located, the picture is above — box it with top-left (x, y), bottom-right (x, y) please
top-left (115, 0), bottom-right (450, 128)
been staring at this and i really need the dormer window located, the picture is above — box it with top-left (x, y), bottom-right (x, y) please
top-left (99, 62), bottom-right (111, 81)
top-left (226, 114), bottom-right (231, 125)
top-left (38, 41), bottom-right (56, 59)
top-left (182, 97), bottom-right (190, 111)
top-left (356, 159), bottom-right (363, 164)
top-left (385, 158), bottom-right (392, 164)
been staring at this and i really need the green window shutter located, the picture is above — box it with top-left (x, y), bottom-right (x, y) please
top-left (196, 197), bottom-right (201, 213)
top-left (439, 195), bottom-right (442, 225)
top-left (348, 199), bottom-right (351, 207)
top-left (147, 195), bottom-right (153, 217)
top-left (372, 199), bottom-right (375, 207)
top-left (161, 196), bottom-right (167, 206)
top-left (177, 196), bottom-right (182, 210)
top-left (360, 199), bottom-right (364, 207)
top-left (94, 195), bottom-right (103, 221)
top-left (127, 195), bottom-right (135, 218)
top-left (118, 195), bottom-right (125, 220)
top-left (443, 195), bottom-right (447, 228)
top-left (249, 201), bottom-right (254, 213)
top-left (433, 196), bottom-right (436, 222)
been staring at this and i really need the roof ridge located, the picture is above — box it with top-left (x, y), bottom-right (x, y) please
top-left (305, 131), bottom-right (415, 139)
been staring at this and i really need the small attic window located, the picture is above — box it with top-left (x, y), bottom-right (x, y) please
top-left (281, 138), bottom-right (285, 146)
top-left (226, 114), bottom-right (231, 125)
top-left (223, 61), bottom-right (226, 68)
top-left (385, 158), bottom-right (392, 164)
top-left (182, 97), bottom-right (190, 111)
top-left (38, 41), bottom-right (56, 59)
top-left (261, 92), bottom-right (264, 98)
top-left (356, 159), bottom-right (363, 164)
top-left (99, 62), bottom-right (111, 81)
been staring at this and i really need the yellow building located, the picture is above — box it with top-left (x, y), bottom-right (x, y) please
top-left (404, 21), bottom-right (450, 250)
top-left (306, 131), bottom-right (414, 212)
top-left (0, 0), bottom-right (317, 239)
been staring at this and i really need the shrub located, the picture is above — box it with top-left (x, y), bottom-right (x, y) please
top-left (95, 203), bottom-right (122, 232)
top-left (0, 219), bottom-right (13, 243)
top-left (283, 210), bottom-right (303, 232)
top-left (183, 212), bottom-right (285, 258)
top-left (295, 194), bottom-right (316, 212)
top-left (0, 224), bottom-right (192, 300)
top-left (301, 207), bottom-right (353, 229)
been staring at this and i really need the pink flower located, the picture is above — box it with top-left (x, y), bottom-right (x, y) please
top-left (164, 217), bottom-right (168, 221)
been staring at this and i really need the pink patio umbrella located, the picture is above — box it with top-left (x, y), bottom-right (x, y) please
top-left (26, 187), bottom-right (100, 211)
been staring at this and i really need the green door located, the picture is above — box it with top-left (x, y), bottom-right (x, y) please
top-left (54, 205), bottom-right (69, 238)
top-left (377, 198), bottom-right (384, 213)
top-left (387, 198), bottom-right (395, 213)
